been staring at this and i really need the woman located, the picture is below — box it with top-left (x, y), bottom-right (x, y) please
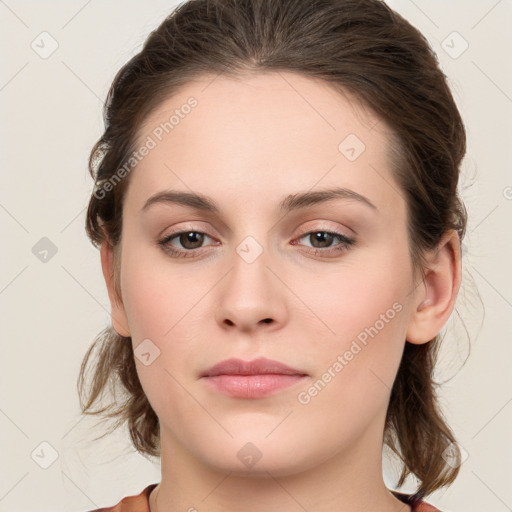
top-left (79, 0), bottom-right (468, 510)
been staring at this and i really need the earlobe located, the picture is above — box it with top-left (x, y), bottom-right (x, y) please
top-left (100, 242), bottom-right (131, 338)
top-left (406, 230), bottom-right (462, 345)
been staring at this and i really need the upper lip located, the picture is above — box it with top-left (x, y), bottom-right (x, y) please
top-left (200, 357), bottom-right (307, 377)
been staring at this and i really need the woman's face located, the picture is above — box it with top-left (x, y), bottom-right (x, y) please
top-left (108, 72), bottom-right (428, 476)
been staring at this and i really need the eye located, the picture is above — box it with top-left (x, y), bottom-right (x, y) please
top-left (158, 230), bottom-right (216, 258)
top-left (293, 230), bottom-right (355, 256)
top-left (157, 228), bottom-right (356, 259)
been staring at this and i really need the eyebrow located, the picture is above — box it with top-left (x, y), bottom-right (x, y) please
top-left (140, 186), bottom-right (377, 214)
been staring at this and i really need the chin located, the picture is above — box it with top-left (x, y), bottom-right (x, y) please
top-left (192, 433), bottom-right (326, 478)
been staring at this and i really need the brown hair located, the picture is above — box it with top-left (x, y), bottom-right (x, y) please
top-left (78, 0), bottom-right (468, 499)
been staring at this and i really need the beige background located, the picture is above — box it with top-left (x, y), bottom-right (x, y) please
top-left (1, 1), bottom-right (511, 511)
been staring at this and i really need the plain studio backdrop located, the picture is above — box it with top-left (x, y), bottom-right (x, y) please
top-left (0, 1), bottom-right (511, 511)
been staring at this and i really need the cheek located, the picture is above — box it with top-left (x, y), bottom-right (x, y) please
top-left (291, 284), bottom-right (408, 450)
top-left (119, 243), bottom-right (197, 340)
top-left (294, 246), bottom-right (412, 396)
top-left (119, 243), bottom-right (212, 392)
top-left (119, 245), bottom-right (205, 417)
top-left (303, 254), bottom-right (410, 343)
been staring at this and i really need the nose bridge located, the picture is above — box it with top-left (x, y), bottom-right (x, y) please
top-left (230, 232), bottom-right (275, 304)
top-left (215, 232), bottom-right (287, 330)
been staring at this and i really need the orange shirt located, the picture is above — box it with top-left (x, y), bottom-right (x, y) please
top-left (88, 483), bottom-right (443, 511)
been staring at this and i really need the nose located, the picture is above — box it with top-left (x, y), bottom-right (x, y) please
top-left (215, 240), bottom-right (288, 334)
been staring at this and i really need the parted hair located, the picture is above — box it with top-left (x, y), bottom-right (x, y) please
top-left (78, 0), bottom-right (468, 499)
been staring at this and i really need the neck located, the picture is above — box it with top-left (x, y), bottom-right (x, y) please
top-left (151, 421), bottom-right (410, 512)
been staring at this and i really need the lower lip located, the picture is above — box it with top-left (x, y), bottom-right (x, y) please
top-left (203, 374), bottom-right (307, 398)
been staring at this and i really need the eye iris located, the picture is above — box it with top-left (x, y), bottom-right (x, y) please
top-left (180, 232), bottom-right (204, 249)
top-left (311, 232), bottom-right (333, 248)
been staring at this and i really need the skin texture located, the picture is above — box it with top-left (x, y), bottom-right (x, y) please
top-left (100, 71), bottom-right (461, 512)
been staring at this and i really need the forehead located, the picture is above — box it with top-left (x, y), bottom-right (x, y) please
top-left (138, 71), bottom-right (383, 148)
top-left (126, 71), bottom-right (400, 216)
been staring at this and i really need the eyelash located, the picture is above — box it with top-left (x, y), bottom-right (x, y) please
top-left (157, 228), bottom-right (356, 259)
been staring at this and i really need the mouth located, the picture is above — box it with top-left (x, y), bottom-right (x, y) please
top-left (200, 357), bottom-right (309, 399)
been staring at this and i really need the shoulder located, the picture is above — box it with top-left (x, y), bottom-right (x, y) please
top-left (86, 483), bottom-right (158, 512)
top-left (391, 490), bottom-right (444, 512)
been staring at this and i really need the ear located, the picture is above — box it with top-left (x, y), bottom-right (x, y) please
top-left (406, 229), bottom-right (462, 344)
top-left (100, 242), bottom-right (131, 337)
